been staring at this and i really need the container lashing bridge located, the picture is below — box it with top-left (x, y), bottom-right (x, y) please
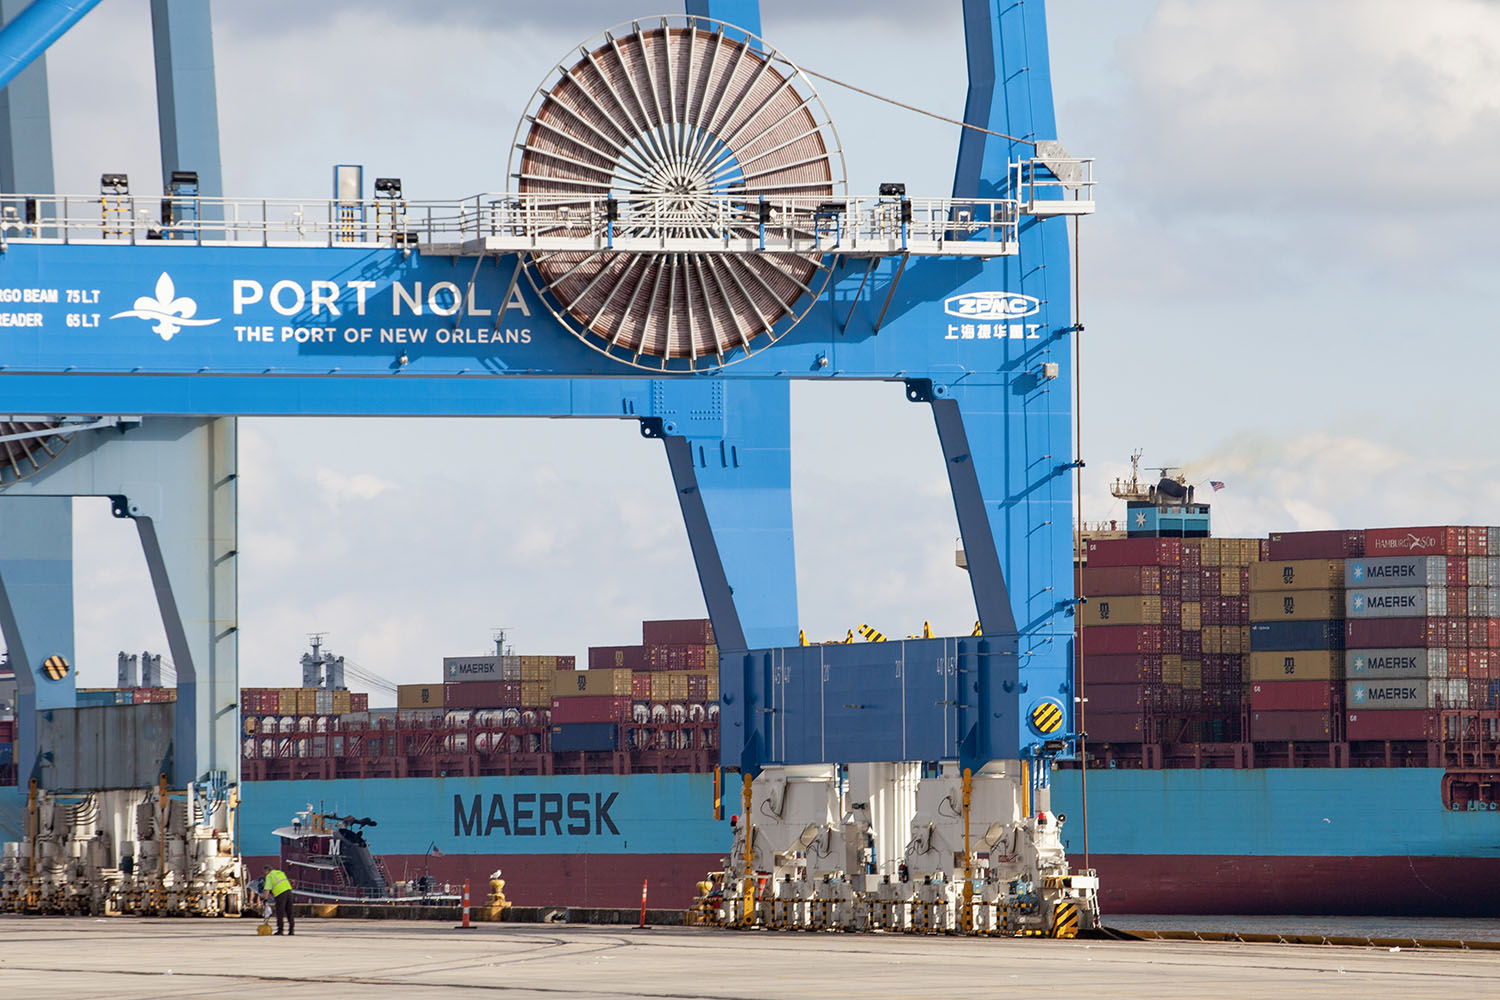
top-left (0, 0), bottom-right (1097, 932)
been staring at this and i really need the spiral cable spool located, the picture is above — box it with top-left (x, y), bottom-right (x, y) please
top-left (0, 419), bottom-right (70, 486)
top-left (510, 16), bottom-right (845, 370)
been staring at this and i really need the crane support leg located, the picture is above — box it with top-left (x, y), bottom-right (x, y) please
top-left (0, 497), bottom-right (76, 781)
top-left (0, 418), bottom-right (237, 787)
top-left (654, 379), bottom-right (798, 655)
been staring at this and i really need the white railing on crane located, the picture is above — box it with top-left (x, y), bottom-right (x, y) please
top-left (0, 171), bottom-right (1095, 258)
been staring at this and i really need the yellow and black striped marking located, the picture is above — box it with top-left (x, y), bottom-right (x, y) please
top-left (1030, 700), bottom-right (1064, 735)
top-left (857, 624), bottom-right (887, 643)
top-left (972, 620), bottom-right (983, 636)
top-left (42, 655), bottom-right (70, 681)
top-left (1049, 901), bottom-right (1080, 938)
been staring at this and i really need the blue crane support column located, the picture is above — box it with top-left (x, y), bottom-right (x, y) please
top-left (921, 0), bottom-right (1076, 755)
top-left (149, 0), bottom-right (222, 201)
top-left (0, 0), bottom-right (100, 91)
top-left (652, 379), bottom-right (798, 653)
top-left (685, 0), bottom-right (760, 37)
top-left (0, 0), bottom-right (57, 194)
top-left (0, 498), bottom-right (76, 783)
top-left (0, 419), bottom-right (238, 788)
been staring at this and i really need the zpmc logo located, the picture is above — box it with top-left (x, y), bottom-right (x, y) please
top-left (943, 291), bottom-right (1039, 320)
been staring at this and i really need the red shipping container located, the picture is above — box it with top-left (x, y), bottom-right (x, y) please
top-left (1080, 625), bottom-right (1163, 654)
top-left (687, 674), bottom-right (709, 701)
top-left (648, 644), bottom-right (708, 670)
top-left (642, 618), bottom-right (715, 646)
top-left (1084, 537), bottom-right (1181, 568)
top-left (631, 672), bottom-right (652, 699)
top-left (1085, 683), bottom-right (1149, 714)
top-left (1162, 630), bottom-right (1183, 654)
top-left (1266, 530), bottom-right (1365, 561)
top-left (556, 655), bottom-right (577, 671)
top-left (1079, 565), bottom-right (1162, 596)
top-left (1346, 709), bottom-right (1432, 741)
top-left (1251, 709), bottom-right (1334, 741)
top-left (1469, 619), bottom-right (1489, 648)
top-left (351, 692), bottom-right (368, 713)
top-left (1079, 654), bottom-right (1162, 685)
top-left (1491, 618), bottom-right (1500, 649)
top-left (1160, 568), bottom-right (1181, 596)
top-left (1364, 526), bottom-right (1472, 557)
top-left (1199, 569), bottom-right (1221, 597)
top-left (1086, 711), bottom-right (1147, 743)
top-left (1181, 574), bottom-right (1201, 601)
top-left (1447, 557), bottom-right (1471, 586)
top-left (1182, 632), bottom-right (1202, 657)
top-left (1182, 544), bottom-right (1202, 570)
top-left (1250, 680), bottom-right (1334, 711)
top-left (1445, 617), bottom-right (1468, 648)
top-left (550, 696), bottom-right (631, 724)
top-left (445, 682), bottom-right (503, 709)
top-left (1470, 680), bottom-right (1495, 709)
top-left (1345, 617), bottom-right (1446, 648)
top-left (589, 645), bottom-right (648, 671)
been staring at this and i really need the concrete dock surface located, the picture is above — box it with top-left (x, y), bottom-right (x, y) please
top-left (2, 916), bottom-right (1497, 998)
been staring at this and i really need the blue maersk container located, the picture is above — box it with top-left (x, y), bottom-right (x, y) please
top-left (0, 742), bottom-right (11, 765)
top-left (1250, 620), bottom-right (1346, 651)
top-left (550, 723), bottom-right (618, 753)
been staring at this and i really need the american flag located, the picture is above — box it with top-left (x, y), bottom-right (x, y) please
top-left (429, 843), bottom-right (445, 858)
top-left (1209, 481), bottom-right (1226, 492)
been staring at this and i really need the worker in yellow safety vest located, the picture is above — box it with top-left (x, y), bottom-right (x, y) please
top-left (262, 867), bottom-right (295, 936)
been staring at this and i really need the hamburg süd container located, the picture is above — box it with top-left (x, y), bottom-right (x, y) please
top-left (1248, 589), bottom-right (1344, 622)
top-left (1249, 620), bottom-right (1345, 651)
top-left (1364, 526), bottom-right (1485, 557)
top-left (1247, 650), bottom-right (1344, 682)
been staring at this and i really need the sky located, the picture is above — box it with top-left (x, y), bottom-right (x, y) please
top-left (16, 0), bottom-right (1500, 695)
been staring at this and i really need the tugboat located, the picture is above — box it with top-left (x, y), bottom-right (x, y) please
top-left (273, 807), bottom-right (458, 904)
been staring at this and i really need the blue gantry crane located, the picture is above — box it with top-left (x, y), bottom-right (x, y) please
top-left (0, 0), bottom-right (1098, 930)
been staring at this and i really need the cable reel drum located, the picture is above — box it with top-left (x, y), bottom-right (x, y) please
top-left (509, 16), bottom-right (846, 371)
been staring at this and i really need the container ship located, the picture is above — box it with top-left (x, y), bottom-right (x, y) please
top-left (3, 488), bottom-right (1498, 914)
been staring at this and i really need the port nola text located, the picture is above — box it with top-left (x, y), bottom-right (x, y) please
top-left (231, 279), bottom-right (530, 318)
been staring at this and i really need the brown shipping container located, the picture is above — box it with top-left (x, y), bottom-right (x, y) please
top-left (398, 683), bottom-right (444, 710)
top-left (520, 681), bottom-right (550, 707)
top-left (1086, 711), bottom-right (1147, 743)
top-left (1248, 589), bottom-right (1345, 622)
top-left (631, 672), bottom-right (652, 699)
top-left (444, 682), bottom-right (505, 709)
top-left (1181, 601), bottom-right (1201, 631)
top-left (706, 671), bottom-right (720, 702)
top-left (1250, 680), bottom-right (1334, 712)
top-left (351, 692), bottom-right (369, 712)
top-left (1345, 617), bottom-right (1449, 649)
top-left (1085, 683), bottom-right (1149, 714)
top-left (1085, 537), bottom-right (1181, 568)
top-left (1346, 709), bottom-right (1433, 741)
top-left (1250, 560), bottom-right (1345, 592)
top-left (295, 688), bottom-right (318, 715)
top-left (649, 673), bottom-right (672, 702)
top-left (332, 690), bottom-right (352, 715)
top-left (550, 695), bottom-right (631, 724)
top-left (1083, 625), bottom-right (1163, 655)
top-left (1079, 565), bottom-right (1162, 596)
top-left (1248, 650), bottom-right (1344, 682)
top-left (648, 644), bottom-right (710, 670)
top-left (1078, 595), bottom-right (1162, 627)
top-left (1251, 709), bottom-right (1334, 741)
top-left (1079, 653), bottom-right (1163, 685)
top-left (687, 671), bottom-right (709, 701)
top-left (1266, 530), bottom-right (1365, 561)
top-left (589, 645), bottom-right (649, 671)
top-left (642, 618), bottom-right (715, 646)
top-left (552, 668), bottom-right (632, 698)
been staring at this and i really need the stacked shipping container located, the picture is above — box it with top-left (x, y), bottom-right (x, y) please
top-left (1247, 548), bottom-right (1349, 742)
top-left (1079, 537), bottom-right (1257, 744)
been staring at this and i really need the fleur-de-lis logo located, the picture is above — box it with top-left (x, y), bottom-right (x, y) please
top-left (110, 272), bottom-right (221, 340)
